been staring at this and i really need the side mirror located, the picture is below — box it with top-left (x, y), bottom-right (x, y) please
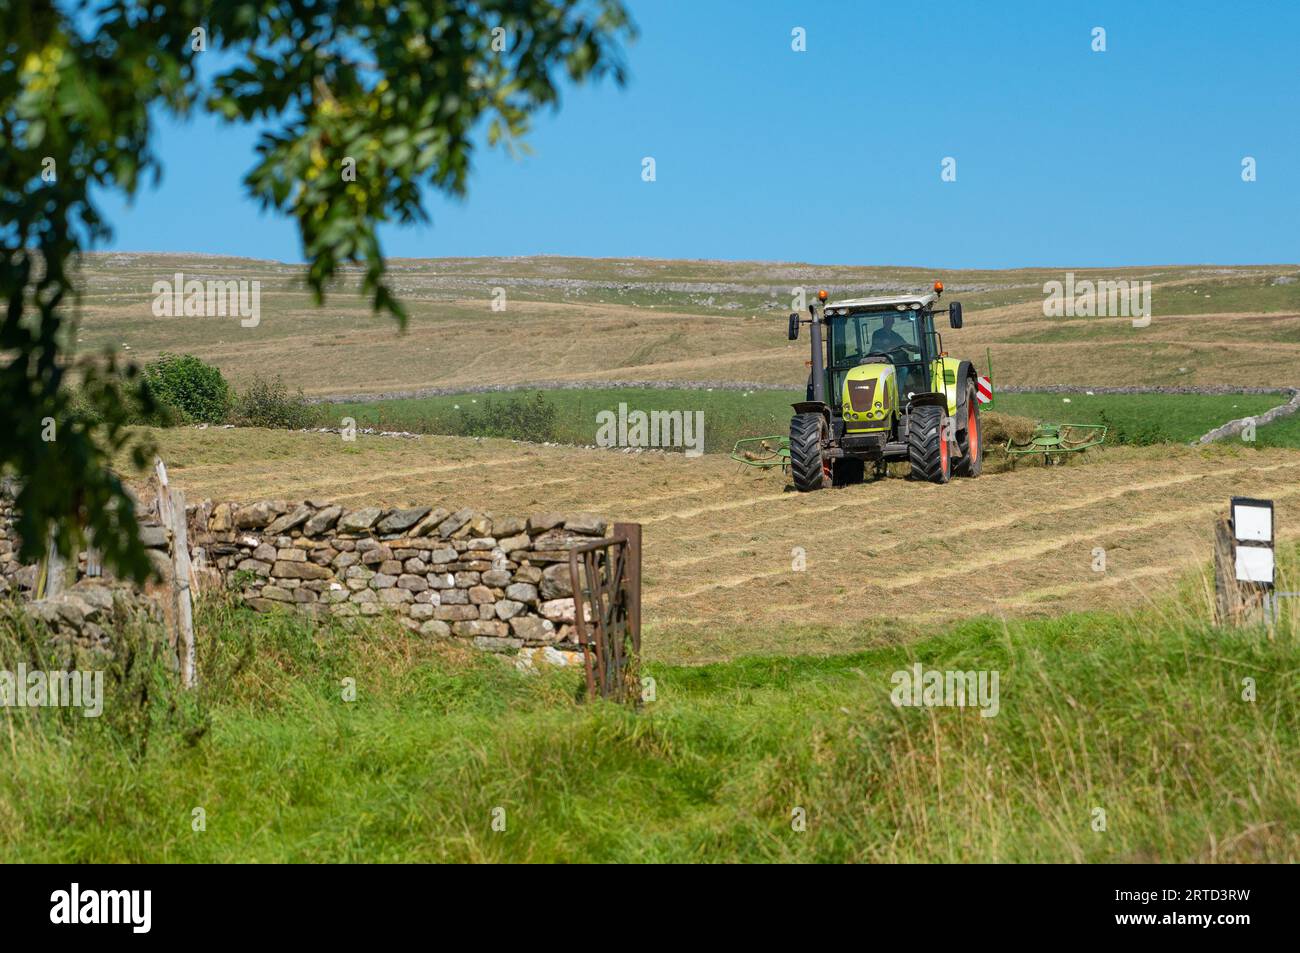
top-left (948, 302), bottom-right (963, 329)
top-left (788, 313), bottom-right (800, 340)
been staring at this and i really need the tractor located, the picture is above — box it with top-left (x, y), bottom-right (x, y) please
top-left (786, 282), bottom-right (983, 491)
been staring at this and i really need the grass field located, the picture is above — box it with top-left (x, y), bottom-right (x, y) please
top-left (2, 584), bottom-right (1296, 863)
top-left (991, 392), bottom-right (1286, 444)
top-left (324, 386), bottom-right (1290, 450)
top-left (13, 253), bottom-right (1298, 865)
top-left (327, 386), bottom-right (800, 454)
top-left (128, 426), bottom-right (1300, 662)
top-left (1254, 407), bottom-right (1300, 449)
top-left (71, 254), bottom-right (1300, 395)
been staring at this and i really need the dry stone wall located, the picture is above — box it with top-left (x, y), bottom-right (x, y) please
top-left (0, 478), bottom-right (168, 651)
top-left (1, 480), bottom-right (610, 657)
top-left (192, 499), bottom-right (609, 652)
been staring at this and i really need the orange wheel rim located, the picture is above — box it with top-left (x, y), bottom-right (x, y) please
top-left (969, 403), bottom-right (979, 462)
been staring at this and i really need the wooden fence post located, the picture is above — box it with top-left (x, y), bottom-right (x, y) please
top-left (170, 487), bottom-right (197, 689)
top-left (38, 523), bottom-right (64, 599)
top-left (614, 522), bottom-right (642, 658)
top-left (1214, 511), bottom-right (1268, 626)
top-left (154, 458), bottom-right (197, 688)
top-left (1213, 514), bottom-right (1239, 625)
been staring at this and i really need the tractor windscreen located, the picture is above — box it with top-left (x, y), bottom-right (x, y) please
top-left (828, 310), bottom-right (926, 405)
top-left (828, 310), bottom-right (922, 366)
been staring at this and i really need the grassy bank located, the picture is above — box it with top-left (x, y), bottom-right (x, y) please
top-left (992, 391), bottom-right (1284, 445)
top-left (321, 387), bottom-right (1287, 451)
top-left (2, 563), bottom-right (1296, 862)
top-left (1255, 405), bottom-right (1300, 449)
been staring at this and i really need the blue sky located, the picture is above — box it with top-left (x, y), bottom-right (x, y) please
top-left (97, 0), bottom-right (1299, 268)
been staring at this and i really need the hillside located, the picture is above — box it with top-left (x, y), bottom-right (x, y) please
top-left (74, 254), bottom-right (1300, 395)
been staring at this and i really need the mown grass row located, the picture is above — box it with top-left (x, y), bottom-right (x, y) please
top-left (1, 550), bottom-right (1296, 862)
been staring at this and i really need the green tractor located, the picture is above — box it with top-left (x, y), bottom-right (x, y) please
top-left (786, 283), bottom-right (983, 491)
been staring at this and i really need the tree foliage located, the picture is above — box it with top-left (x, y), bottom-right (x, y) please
top-left (143, 353), bottom-right (232, 423)
top-left (0, 0), bottom-right (632, 579)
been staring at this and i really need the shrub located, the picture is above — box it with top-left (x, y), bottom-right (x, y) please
top-left (452, 392), bottom-right (559, 442)
top-left (68, 364), bottom-right (175, 428)
top-left (230, 374), bottom-right (319, 430)
top-left (142, 353), bottom-right (231, 423)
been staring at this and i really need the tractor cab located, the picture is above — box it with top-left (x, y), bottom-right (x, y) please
top-left (823, 293), bottom-right (941, 409)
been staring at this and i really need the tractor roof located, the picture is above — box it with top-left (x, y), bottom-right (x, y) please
top-left (826, 292), bottom-right (939, 312)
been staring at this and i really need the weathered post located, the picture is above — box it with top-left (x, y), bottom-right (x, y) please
top-left (1213, 514), bottom-right (1241, 625)
top-left (153, 458), bottom-right (197, 687)
top-left (169, 487), bottom-right (197, 688)
top-left (614, 521), bottom-right (642, 659)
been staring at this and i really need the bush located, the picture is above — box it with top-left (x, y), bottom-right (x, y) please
top-left (452, 392), bottom-right (559, 442)
top-left (142, 353), bottom-right (231, 424)
top-left (230, 374), bottom-right (319, 430)
top-left (68, 364), bottom-right (175, 428)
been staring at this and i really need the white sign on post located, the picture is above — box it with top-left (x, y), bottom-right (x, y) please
top-left (1231, 497), bottom-right (1274, 587)
top-left (1235, 546), bottom-right (1274, 585)
top-left (1232, 501), bottom-right (1273, 543)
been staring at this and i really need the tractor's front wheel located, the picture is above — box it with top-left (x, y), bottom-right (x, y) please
top-left (954, 381), bottom-right (983, 478)
top-left (908, 405), bottom-right (952, 484)
top-left (790, 413), bottom-right (829, 492)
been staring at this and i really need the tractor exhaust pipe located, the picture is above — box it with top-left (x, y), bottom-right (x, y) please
top-left (809, 299), bottom-right (826, 404)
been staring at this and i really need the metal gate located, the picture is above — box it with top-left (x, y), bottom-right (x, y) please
top-left (568, 522), bottom-right (642, 703)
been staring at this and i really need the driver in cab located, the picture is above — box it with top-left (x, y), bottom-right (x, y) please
top-left (870, 313), bottom-right (910, 353)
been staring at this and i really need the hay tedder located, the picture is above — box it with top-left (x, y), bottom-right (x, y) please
top-left (730, 435), bottom-right (790, 471)
top-left (1004, 422), bottom-right (1107, 465)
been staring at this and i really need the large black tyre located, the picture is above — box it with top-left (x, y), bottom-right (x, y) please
top-left (907, 405), bottom-right (952, 484)
top-left (790, 413), bottom-right (828, 492)
top-left (954, 380), bottom-right (983, 478)
top-left (832, 457), bottom-right (866, 487)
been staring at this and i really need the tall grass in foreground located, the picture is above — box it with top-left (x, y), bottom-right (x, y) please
top-left (0, 566), bottom-right (1296, 862)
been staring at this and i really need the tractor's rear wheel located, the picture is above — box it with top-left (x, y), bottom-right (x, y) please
top-left (908, 405), bottom-right (952, 484)
top-left (954, 381), bottom-right (983, 478)
top-left (790, 413), bottom-right (828, 492)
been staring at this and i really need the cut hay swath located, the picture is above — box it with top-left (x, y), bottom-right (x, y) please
top-left (146, 427), bottom-right (1300, 654)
